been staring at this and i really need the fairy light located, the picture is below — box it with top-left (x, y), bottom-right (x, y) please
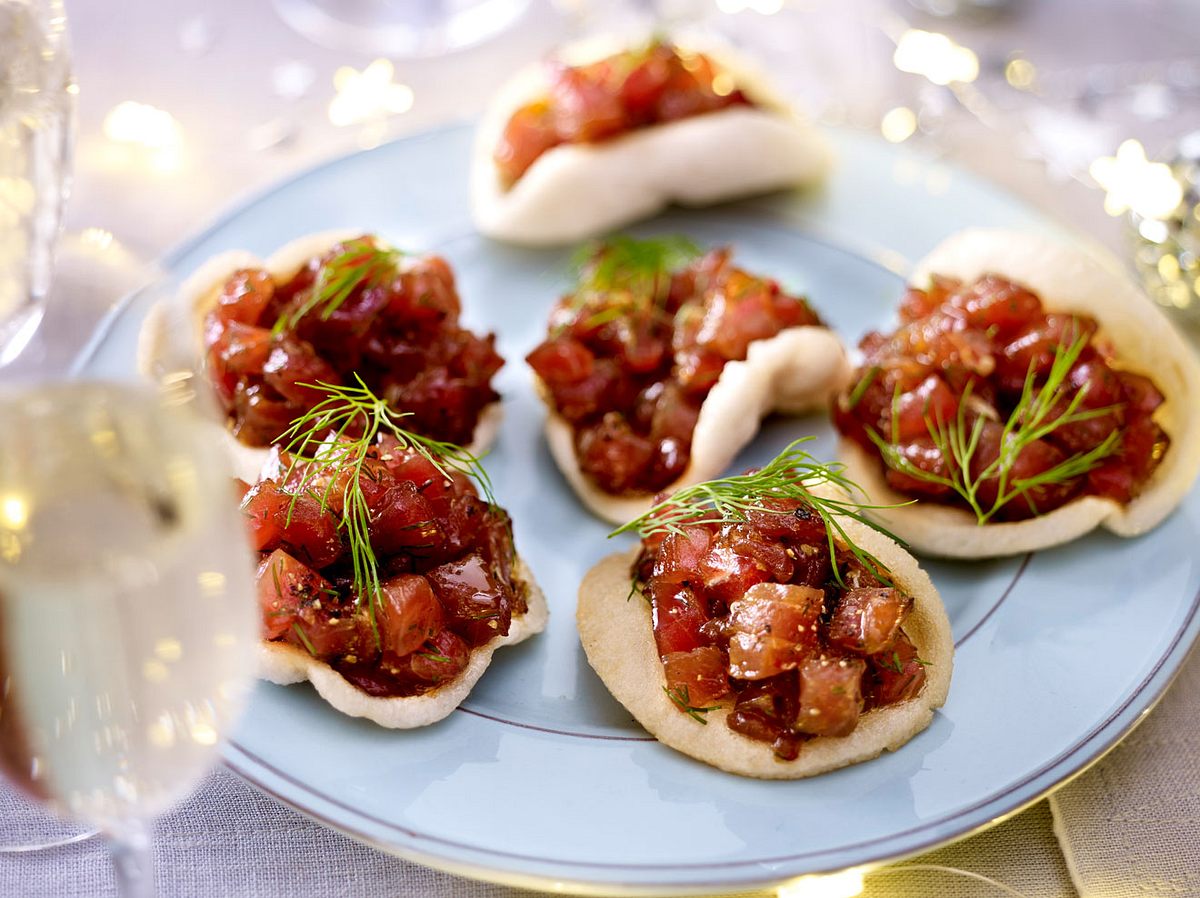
top-left (881, 106), bottom-right (917, 143)
top-left (197, 571), bottom-right (227, 597)
top-left (188, 722), bottom-right (218, 746)
top-left (873, 863), bottom-right (1032, 897)
top-left (328, 59), bottom-right (414, 127)
top-left (711, 72), bottom-right (736, 96)
top-left (1089, 139), bottom-right (1184, 219)
top-left (146, 716), bottom-right (176, 749)
top-left (1, 495), bottom-right (28, 530)
top-left (102, 101), bottom-right (184, 173)
top-left (1005, 58), bottom-right (1037, 90)
top-left (154, 638), bottom-right (183, 663)
top-left (79, 227), bottom-right (114, 251)
top-left (893, 29), bottom-right (979, 86)
top-left (102, 101), bottom-right (183, 151)
top-left (716, 0), bottom-right (785, 13)
top-left (0, 173), bottom-right (34, 224)
top-left (141, 659), bottom-right (169, 683)
top-left (1158, 254), bottom-right (1181, 281)
top-left (1139, 218), bottom-right (1170, 243)
top-left (777, 868), bottom-right (865, 898)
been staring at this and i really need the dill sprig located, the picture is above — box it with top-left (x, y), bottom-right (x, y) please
top-left (291, 623), bottom-right (318, 657)
top-left (866, 332), bottom-right (1123, 525)
top-left (277, 377), bottom-right (494, 627)
top-left (611, 437), bottom-right (910, 587)
top-left (845, 365), bottom-right (880, 411)
top-left (415, 644), bottom-right (452, 664)
top-left (273, 237), bottom-right (402, 335)
top-left (571, 234), bottom-right (702, 304)
top-left (662, 685), bottom-right (721, 724)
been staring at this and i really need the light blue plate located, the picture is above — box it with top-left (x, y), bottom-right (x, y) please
top-left (76, 125), bottom-right (1200, 895)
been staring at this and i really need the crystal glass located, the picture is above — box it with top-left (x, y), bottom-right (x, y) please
top-left (0, 381), bottom-right (258, 896)
top-left (273, 0), bottom-right (532, 57)
top-left (0, 0), bottom-right (73, 367)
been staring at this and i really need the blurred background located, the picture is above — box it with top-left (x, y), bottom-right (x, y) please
top-left (66, 0), bottom-right (1200, 332)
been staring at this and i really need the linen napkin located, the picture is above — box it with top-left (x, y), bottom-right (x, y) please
top-left (1050, 642), bottom-right (1200, 898)
top-left (0, 763), bottom-right (1075, 897)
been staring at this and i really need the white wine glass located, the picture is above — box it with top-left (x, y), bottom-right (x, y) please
top-left (0, 0), bottom-right (73, 368)
top-left (0, 380), bottom-right (259, 896)
top-left (273, 0), bottom-right (533, 57)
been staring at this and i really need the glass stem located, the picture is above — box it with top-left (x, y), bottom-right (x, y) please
top-left (107, 819), bottom-right (155, 898)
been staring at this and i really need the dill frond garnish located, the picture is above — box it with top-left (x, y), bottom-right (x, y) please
top-left (273, 236), bottom-right (403, 335)
top-left (662, 685), bottom-right (721, 724)
top-left (277, 377), bottom-right (493, 629)
top-left (866, 332), bottom-right (1123, 525)
top-left (291, 623), bottom-right (318, 657)
top-left (571, 234), bottom-right (702, 303)
top-left (611, 437), bottom-right (910, 587)
top-left (845, 365), bottom-right (880, 410)
top-left (415, 645), bottom-right (452, 664)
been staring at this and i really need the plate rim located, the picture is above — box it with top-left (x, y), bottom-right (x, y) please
top-left (72, 122), bottom-right (1200, 893)
top-left (220, 579), bottom-right (1199, 886)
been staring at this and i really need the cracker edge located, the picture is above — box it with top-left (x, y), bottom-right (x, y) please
top-left (576, 529), bottom-right (952, 779)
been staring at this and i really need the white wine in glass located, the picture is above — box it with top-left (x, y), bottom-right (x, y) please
top-left (0, 382), bottom-right (258, 896)
top-left (0, 0), bottom-right (73, 367)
